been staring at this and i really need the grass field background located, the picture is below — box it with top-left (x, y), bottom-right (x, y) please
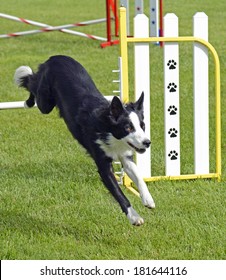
top-left (0, 0), bottom-right (225, 259)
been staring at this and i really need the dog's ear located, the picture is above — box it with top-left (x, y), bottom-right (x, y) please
top-left (134, 91), bottom-right (144, 111)
top-left (110, 96), bottom-right (124, 121)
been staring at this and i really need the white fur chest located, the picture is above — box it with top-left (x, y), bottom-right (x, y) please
top-left (96, 134), bottom-right (133, 160)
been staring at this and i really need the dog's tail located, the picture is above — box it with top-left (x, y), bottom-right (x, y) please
top-left (14, 66), bottom-right (35, 108)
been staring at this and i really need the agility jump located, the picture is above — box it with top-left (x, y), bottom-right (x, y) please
top-left (0, 5), bottom-right (221, 189)
top-left (119, 7), bottom-right (221, 188)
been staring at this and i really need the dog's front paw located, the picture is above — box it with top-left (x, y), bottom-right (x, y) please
top-left (126, 206), bottom-right (144, 226)
top-left (141, 193), bottom-right (155, 209)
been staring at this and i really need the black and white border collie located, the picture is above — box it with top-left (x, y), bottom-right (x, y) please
top-left (14, 55), bottom-right (155, 226)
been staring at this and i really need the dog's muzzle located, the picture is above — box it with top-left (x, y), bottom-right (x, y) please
top-left (143, 139), bottom-right (151, 148)
top-left (128, 139), bottom-right (151, 154)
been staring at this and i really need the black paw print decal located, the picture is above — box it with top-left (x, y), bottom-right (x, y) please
top-left (167, 60), bottom-right (177, 70)
top-left (168, 105), bottom-right (177, 115)
top-left (168, 128), bottom-right (178, 138)
top-left (168, 150), bottom-right (178, 160)
top-left (167, 82), bottom-right (177, 92)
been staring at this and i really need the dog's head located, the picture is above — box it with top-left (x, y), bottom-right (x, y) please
top-left (109, 92), bottom-right (151, 154)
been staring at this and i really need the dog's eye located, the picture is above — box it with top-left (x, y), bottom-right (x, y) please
top-left (140, 122), bottom-right (145, 131)
top-left (125, 123), bottom-right (134, 133)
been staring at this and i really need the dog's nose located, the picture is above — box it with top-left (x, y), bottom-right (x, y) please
top-left (143, 139), bottom-right (151, 148)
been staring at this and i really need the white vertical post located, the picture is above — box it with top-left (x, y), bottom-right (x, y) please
top-left (135, 0), bottom-right (144, 15)
top-left (193, 12), bottom-right (209, 174)
top-left (120, 0), bottom-right (130, 36)
top-left (164, 14), bottom-right (180, 176)
top-left (134, 14), bottom-right (151, 178)
top-left (118, 56), bottom-right (123, 100)
top-left (112, 57), bottom-right (123, 100)
top-left (150, 0), bottom-right (159, 37)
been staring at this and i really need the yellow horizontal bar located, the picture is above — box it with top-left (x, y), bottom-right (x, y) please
top-left (122, 173), bottom-right (220, 197)
top-left (127, 35), bottom-right (212, 46)
top-left (143, 173), bottom-right (219, 182)
top-left (123, 173), bottom-right (220, 197)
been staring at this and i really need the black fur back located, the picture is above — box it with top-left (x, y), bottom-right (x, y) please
top-left (17, 55), bottom-right (114, 153)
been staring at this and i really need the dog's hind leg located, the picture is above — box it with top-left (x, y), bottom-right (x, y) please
top-left (120, 155), bottom-right (155, 209)
top-left (94, 155), bottom-right (144, 226)
top-left (36, 91), bottom-right (55, 114)
top-left (34, 75), bottom-right (56, 114)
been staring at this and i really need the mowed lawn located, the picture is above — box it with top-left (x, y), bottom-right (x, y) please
top-left (0, 0), bottom-right (225, 259)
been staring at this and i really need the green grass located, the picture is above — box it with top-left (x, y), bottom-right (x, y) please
top-left (0, 0), bottom-right (225, 260)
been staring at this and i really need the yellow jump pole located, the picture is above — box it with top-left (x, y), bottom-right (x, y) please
top-left (119, 7), bottom-right (129, 103)
top-left (119, 7), bottom-right (134, 188)
top-left (126, 36), bottom-right (221, 182)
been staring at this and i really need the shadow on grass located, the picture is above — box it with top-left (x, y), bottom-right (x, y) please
top-left (0, 209), bottom-right (82, 237)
